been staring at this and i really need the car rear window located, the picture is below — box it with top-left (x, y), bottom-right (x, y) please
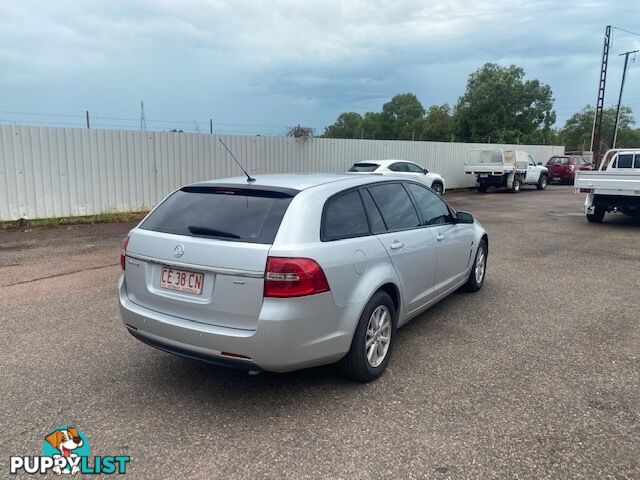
top-left (547, 157), bottom-right (569, 165)
top-left (616, 154), bottom-right (633, 169)
top-left (348, 163), bottom-right (379, 172)
top-left (140, 186), bottom-right (294, 244)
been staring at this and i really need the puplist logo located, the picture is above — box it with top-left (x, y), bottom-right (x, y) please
top-left (9, 426), bottom-right (130, 475)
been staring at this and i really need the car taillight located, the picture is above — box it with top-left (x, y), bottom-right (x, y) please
top-left (580, 188), bottom-right (594, 193)
top-left (120, 235), bottom-right (130, 270)
top-left (264, 257), bottom-right (330, 298)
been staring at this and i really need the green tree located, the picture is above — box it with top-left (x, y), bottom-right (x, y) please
top-left (361, 111), bottom-right (384, 139)
top-left (560, 105), bottom-right (635, 151)
top-left (322, 112), bottom-right (363, 138)
top-left (418, 104), bottom-right (453, 141)
top-left (454, 63), bottom-right (555, 143)
top-left (380, 93), bottom-right (425, 140)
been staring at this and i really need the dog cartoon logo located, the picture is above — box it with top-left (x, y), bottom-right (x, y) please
top-left (42, 427), bottom-right (90, 475)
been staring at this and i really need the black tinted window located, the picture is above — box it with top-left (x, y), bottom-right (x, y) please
top-left (360, 188), bottom-right (386, 234)
top-left (388, 162), bottom-right (410, 172)
top-left (635, 154), bottom-right (640, 169)
top-left (406, 183), bottom-right (452, 225)
top-left (405, 163), bottom-right (425, 173)
top-left (322, 190), bottom-right (370, 241)
top-left (349, 163), bottom-right (379, 172)
top-left (140, 187), bottom-right (293, 244)
top-left (368, 183), bottom-right (420, 231)
top-left (617, 154), bottom-right (633, 168)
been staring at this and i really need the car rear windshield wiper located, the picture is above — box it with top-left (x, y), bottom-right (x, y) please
top-left (187, 225), bottom-right (241, 238)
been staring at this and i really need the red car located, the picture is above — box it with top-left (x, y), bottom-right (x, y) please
top-left (545, 155), bottom-right (593, 184)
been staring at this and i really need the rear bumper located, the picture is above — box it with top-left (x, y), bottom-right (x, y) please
top-left (476, 174), bottom-right (508, 186)
top-left (584, 193), bottom-right (640, 213)
top-left (550, 171), bottom-right (575, 181)
top-left (118, 276), bottom-right (362, 372)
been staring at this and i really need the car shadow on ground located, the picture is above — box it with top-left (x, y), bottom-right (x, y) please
top-left (129, 290), bottom-right (460, 403)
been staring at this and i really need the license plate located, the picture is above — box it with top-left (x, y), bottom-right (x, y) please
top-left (553, 177), bottom-right (560, 181)
top-left (160, 267), bottom-right (204, 295)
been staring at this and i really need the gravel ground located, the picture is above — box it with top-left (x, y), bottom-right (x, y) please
top-left (1, 185), bottom-right (638, 479)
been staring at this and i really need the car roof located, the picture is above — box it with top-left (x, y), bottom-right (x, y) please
top-left (190, 173), bottom-right (395, 191)
top-left (354, 159), bottom-right (420, 167)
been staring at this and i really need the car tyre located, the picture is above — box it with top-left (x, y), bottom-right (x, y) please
top-left (338, 290), bottom-right (396, 382)
top-left (536, 174), bottom-right (547, 190)
top-left (587, 206), bottom-right (605, 223)
top-left (464, 239), bottom-right (487, 292)
top-left (510, 178), bottom-right (521, 193)
top-left (431, 182), bottom-right (443, 195)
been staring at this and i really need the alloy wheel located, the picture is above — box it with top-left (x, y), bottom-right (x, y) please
top-left (365, 305), bottom-right (392, 367)
top-left (475, 247), bottom-right (486, 284)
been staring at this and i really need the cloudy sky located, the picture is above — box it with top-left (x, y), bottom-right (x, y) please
top-left (1, 0), bottom-right (639, 135)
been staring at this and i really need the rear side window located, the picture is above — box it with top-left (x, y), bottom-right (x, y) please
top-left (616, 154), bottom-right (633, 169)
top-left (635, 154), bottom-right (640, 169)
top-left (367, 183), bottom-right (420, 231)
top-left (140, 187), bottom-right (294, 244)
top-left (360, 188), bottom-right (387, 234)
top-left (348, 163), bottom-right (379, 172)
top-left (405, 183), bottom-right (452, 225)
top-left (321, 190), bottom-right (370, 241)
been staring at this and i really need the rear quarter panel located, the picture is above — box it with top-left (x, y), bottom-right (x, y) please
top-left (270, 184), bottom-right (402, 311)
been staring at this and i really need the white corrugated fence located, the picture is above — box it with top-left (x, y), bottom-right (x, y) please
top-left (0, 125), bottom-right (564, 221)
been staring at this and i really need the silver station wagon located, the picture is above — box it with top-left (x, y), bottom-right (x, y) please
top-left (118, 174), bottom-right (488, 381)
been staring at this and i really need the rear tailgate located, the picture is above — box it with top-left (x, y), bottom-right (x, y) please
top-left (575, 171), bottom-right (640, 196)
top-left (548, 163), bottom-right (568, 179)
top-left (123, 185), bottom-right (295, 330)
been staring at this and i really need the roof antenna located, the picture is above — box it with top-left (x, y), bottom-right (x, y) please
top-left (218, 138), bottom-right (256, 182)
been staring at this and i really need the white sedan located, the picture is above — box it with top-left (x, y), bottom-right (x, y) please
top-left (348, 159), bottom-right (446, 194)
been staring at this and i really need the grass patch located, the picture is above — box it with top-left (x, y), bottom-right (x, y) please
top-left (0, 211), bottom-right (148, 230)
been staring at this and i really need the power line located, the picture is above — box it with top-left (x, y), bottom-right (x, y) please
top-left (0, 108), bottom-right (318, 130)
top-left (0, 109), bottom-right (85, 118)
top-left (613, 26), bottom-right (640, 38)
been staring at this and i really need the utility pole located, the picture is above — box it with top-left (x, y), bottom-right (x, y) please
top-left (590, 26), bottom-right (612, 169)
top-left (140, 101), bottom-right (146, 131)
top-left (612, 49), bottom-right (638, 148)
top-left (85, 110), bottom-right (90, 129)
top-left (210, 118), bottom-right (213, 134)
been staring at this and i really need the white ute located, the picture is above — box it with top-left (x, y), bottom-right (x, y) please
top-left (575, 148), bottom-right (640, 223)
top-left (464, 148), bottom-right (548, 193)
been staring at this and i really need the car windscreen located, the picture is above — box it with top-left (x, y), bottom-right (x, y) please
top-left (139, 186), bottom-right (295, 244)
top-left (348, 163), bottom-right (380, 172)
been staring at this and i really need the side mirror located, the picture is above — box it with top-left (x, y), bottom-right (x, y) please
top-left (456, 211), bottom-right (474, 224)
top-left (537, 162), bottom-right (542, 165)
top-left (423, 168), bottom-right (429, 174)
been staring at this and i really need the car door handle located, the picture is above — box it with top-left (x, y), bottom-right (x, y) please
top-left (435, 234), bottom-right (445, 242)
top-left (390, 241), bottom-right (404, 250)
